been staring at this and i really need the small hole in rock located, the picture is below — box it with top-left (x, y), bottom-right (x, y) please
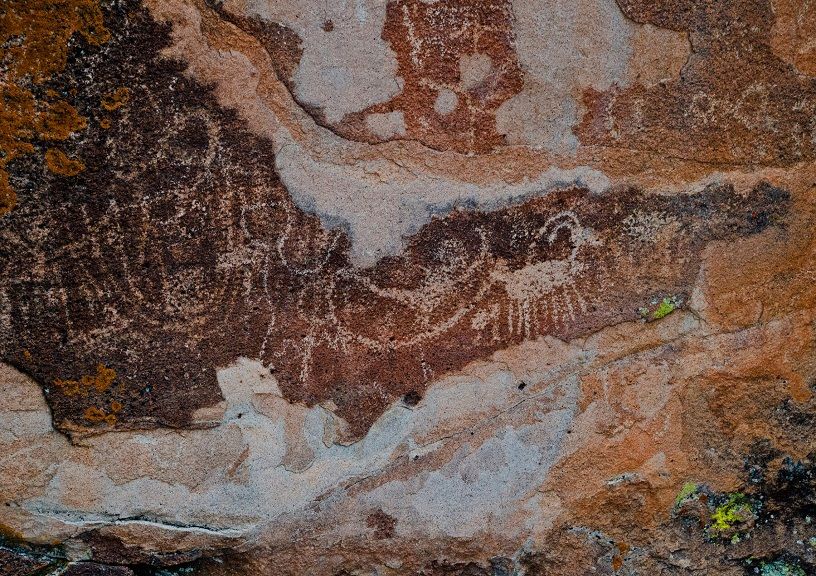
top-left (518, 382), bottom-right (527, 390)
top-left (403, 390), bottom-right (421, 406)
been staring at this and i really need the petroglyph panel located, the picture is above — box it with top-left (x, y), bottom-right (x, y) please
top-left (221, 0), bottom-right (690, 156)
top-left (2, 0), bottom-right (815, 574)
top-left (578, 0), bottom-right (816, 165)
top-left (0, 0), bottom-right (791, 437)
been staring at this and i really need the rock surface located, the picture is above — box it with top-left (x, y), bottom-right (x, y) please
top-left (1, 0), bottom-right (815, 574)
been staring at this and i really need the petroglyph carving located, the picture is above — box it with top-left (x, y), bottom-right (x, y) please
top-left (2, 0), bottom-right (815, 574)
top-left (491, 212), bottom-right (598, 338)
top-left (0, 0), bottom-right (794, 441)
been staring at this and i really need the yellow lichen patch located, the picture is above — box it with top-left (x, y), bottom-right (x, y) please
top-left (0, 84), bottom-right (36, 216)
top-left (45, 148), bottom-right (85, 176)
top-left (99, 117), bottom-right (111, 129)
top-left (0, 171), bottom-right (16, 217)
top-left (0, 84), bottom-right (37, 159)
top-left (54, 363), bottom-right (117, 397)
top-left (0, 0), bottom-right (110, 82)
top-left (83, 405), bottom-right (116, 425)
top-left (101, 87), bottom-right (131, 111)
top-left (0, 0), bottom-right (108, 216)
top-left (0, 522), bottom-right (24, 542)
top-left (38, 99), bottom-right (87, 140)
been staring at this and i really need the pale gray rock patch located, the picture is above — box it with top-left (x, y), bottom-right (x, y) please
top-left (275, 129), bottom-right (611, 266)
top-left (252, 0), bottom-right (402, 124)
top-left (368, 404), bottom-right (576, 539)
top-left (434, 88), bottom-right (458, 115)
top-left (366, 111), bottom-right (407, 139)
top-left (496, 0), bottom-right (635, 154)
top-left (459, 53), bottom-right (494, 90)
top-left (0, 336), bottom-right (587, 547)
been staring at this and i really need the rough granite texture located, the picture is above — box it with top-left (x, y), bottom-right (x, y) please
top-left (1, 0), bottom-right (815, 574)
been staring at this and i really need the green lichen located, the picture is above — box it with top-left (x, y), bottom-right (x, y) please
top-left (708, 493), bottom-right (756, 536)
top-left (639, 296), bottom-right (681, 322)
top-left (651, 297), bottom-right (677, 320)
top-left (674, 482), bottom-right (699, 506)
top-left (760, 560), bottom-right (806, 576)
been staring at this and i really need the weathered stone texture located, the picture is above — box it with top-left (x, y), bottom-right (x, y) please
top-left (1, 0), bottom-right (814, 574)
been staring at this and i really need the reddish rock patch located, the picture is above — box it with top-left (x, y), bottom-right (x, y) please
top-left (576, 0), bottom-right (816, 166)
top-left (366, 509), bottom-right (397, 540)
top-left (354, 0), bottom-right (524, 153)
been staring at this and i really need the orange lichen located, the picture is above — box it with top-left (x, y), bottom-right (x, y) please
top-left (54, 363), bottom-right (117, 397)
top-left (0, 171), bottom-right (16, 217)
top-left (45, 148), bottom-right (85, 176)
top-left (38, 100), bottom-right (87, 140)
top-left (0, 84), bottom-right (36, 216)
top-left (83, 405), bottom-right (116, 425)
top-left (0, 0), bottom-right (108, 216)
top-left (0, 85), bottom-right (36, 159)
top-left (0, 522), bottom-right (24, 541)
top-left (611, 555), bottom-right (623, 571)
top-left (612, 542), bottom-right (630, 571)
top-left (101, 87), bottom-right (131, 111)
top-left (0, 0), bottom-right (110, 82)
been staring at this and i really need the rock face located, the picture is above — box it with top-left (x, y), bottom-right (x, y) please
top-left (1, 0), bottom-right (815, 574)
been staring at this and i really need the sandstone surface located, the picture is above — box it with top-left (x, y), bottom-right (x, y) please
top-left (0, 0), bottom-right (815, 574)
